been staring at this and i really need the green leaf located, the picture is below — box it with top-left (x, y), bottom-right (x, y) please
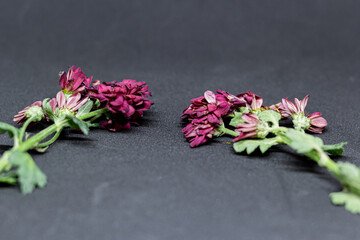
top-left (66, 115), bottom-right (89, 135)
top-left (42, 98), bottom-right (55, 121)
top-left (7, 150), bottom-right (47, 194)
top-left (257, 110), bottom-right (281, 127)
top-left (76, 99), bottom-right (94, 117)
top-left (0, 122), bottom-right (18, 138)
top-left (330, 191), bottom-right (360, 214)
top-left (233, 137), bottom-right (280, 154)
top-left (281, 129), bottom-right (323, 154)
top-left (335, 162), bottom-right (360, 195)
top-left (229, 112), bottom-right (245, 127)
top-left (322, 142), bottom-right (347, 156)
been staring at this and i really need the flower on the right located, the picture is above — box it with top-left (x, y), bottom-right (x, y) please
top-left (272, 95), bottom-right (327, 133)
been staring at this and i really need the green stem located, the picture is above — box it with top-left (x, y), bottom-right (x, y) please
top-left (270, 126), bottom-right (288, 134)
top-left (318, 149), bottom-right (340, 176)
top-left (16, 108), bottom-right (108, 152)
top-left (78, 108), bottom-right (108, 120)
top-left (88, 114), bottom-right (102, 123)
top-left (36, 127), bottom-right (63, 148)
top-left (19, 117), bottom-right (36, 143)
top-left (218, 126), bottom-right (239, 137)
top-left (16, 121), bottom-right (65, 152)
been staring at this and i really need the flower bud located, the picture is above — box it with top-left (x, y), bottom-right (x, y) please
top-left (25, 105), bottom-right (45, 122)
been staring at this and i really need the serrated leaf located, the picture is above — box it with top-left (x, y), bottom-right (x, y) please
top-left (66, 115), bottom-right (89, 135)
top-left (330, 191), bottom-right (360, 214)
top-left (257, 110), bottom-right (281, 126)
top-left (42, 98), bottom-right (55, 121)
top-left (281, 129), bottom-right (323, 154)
top-left (0, 122), bottom-right (18, 138)
top-left (233, 137), bottom-right (280, 154)
top-left (7, 150), bottom-right (47, 194)
top-left (229, 112), bottom-right (245, 127)
top-left (76, 100), bottom-right (94, 117)
top-left (322, 142), bottom-right (347, 156)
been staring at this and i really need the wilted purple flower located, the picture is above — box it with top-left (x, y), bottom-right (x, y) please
top-left (87, 79), bottom-right (153, 131)
top-left (274, 95), bottom-right (327, 133)
top-left (116, 79), bottom-right (153, 120)
top-left (88, 80), bottom-right (153, 119)
top-left (182, 117), bottom-right (217, 147)
top-left (13, 101), bottom-right (43, 124)
top-left (233, 113), bottom-right (262, 142)
top-left (181, 90), bottom-right (230, 125)
top-left (59, 66), bottom-right (92, 94)
top-left (216, 89), bottom-right (246, 114)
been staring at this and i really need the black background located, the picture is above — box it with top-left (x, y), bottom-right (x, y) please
top-left (1, 1), bottom-right (360, 239)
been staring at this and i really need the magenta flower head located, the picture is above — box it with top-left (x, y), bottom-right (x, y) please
top-left (182, 117), bottom-right (217, 148)
top-left (216, 89), bottom-right (246, 114)
top-left (275, 95), bottom-right (327, 133)
top-left (116, 79), bottom-right (153, 120)
top-left (237, 91), bottom-right (264, 113)
top-left (88, 80), bottom-right (153, 118)
top-left (13, 101), bottom-right (44, 124)
top-left (87, 79), bottom-right (153, 131)
top-left (59, 66), bottom-right (92, 94)
top-left (233, 113), bottom-right (269, 142)
top-left (181, 90), bottom-right (230, 126)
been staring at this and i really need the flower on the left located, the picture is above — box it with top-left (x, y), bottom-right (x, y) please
top-left (0, 66), bottom-right (153, 194)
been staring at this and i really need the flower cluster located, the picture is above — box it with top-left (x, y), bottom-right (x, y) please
top-left (13, 66), bottom-right (153, 132)
top-left (182, 90), bottom-right (327, 147)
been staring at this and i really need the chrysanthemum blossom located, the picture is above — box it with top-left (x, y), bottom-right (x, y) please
top-left (59, 66), bottom-right (92, 94)
top-left (13, 101), bottom-right (44, 124)
top-left (182, 117), bottom-right (217, 147)
top-left (233, 113), bottom-right (269, 142)
top-left (181, 90), bottom-right (230, 126)
top-left (276, 95), bottom-right (327, 133)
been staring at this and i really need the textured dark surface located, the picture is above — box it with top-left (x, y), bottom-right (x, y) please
top-left (1, 1), bottom-right (360, 239)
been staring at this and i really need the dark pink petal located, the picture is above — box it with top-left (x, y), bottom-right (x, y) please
top-left (59, 72), bottom-right (67, 89)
